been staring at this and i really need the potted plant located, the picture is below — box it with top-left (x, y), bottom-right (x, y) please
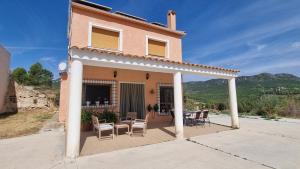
top-left (81, 110), bottom-right (92, 131)
top-left (147, 104), bottom-right (153, 113)
top-left (153, 104), bottom-right (159, 114)
top-left (104, 98), bottom-right (109, 106)
top-left (86, 101), bottom-right (91, 106)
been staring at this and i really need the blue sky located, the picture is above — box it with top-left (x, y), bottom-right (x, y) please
top-left (1, 0), bottom-right (300, 81)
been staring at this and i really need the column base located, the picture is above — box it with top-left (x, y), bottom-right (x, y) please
top-left (231, 124), bottom-right (240, 129)
top-left (175, 132), bottom-right (184, 140)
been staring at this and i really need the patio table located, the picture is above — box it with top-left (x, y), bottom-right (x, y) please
top-left (114, 123), bottom-right (130, 136)
top-left (121, 120), bottom-right (132, 126)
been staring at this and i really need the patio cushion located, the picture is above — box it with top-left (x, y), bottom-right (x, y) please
top-left (132, 122), bottom-right (145, 128)
top-left (95, 124), bottom-right (113, 130)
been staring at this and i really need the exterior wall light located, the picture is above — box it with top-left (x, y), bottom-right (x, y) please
top-left (146, 73), bottom-right (150, 80)
top-left (114, 71), bottom-right (117, 78)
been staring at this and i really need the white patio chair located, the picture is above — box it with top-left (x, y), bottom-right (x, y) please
top-left (126, 112), bottom-right (137, 120)
top-left (92, 115), bottom-right (114, 140)
top-left (121, 112), bottom-right (137, 126)
top-left (131, 113), bottom-right (149, 136)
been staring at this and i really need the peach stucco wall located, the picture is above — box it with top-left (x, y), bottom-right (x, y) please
top-left (59, 66), bottom-right (173, 123)
top-left (0, 46), bottom-right (10, 113)
top-left (83, 66), bottom-right (173, 122)
top-left (59, 73), bottom-right (69, 122)
top-left (70, 6), bottom-right (183, 62)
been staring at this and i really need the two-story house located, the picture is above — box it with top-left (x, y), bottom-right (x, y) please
top-left (60, 0), bottom-right (240, 158)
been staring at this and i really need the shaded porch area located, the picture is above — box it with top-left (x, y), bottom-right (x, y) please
top-left (80, 122), bottom-right (230, 156)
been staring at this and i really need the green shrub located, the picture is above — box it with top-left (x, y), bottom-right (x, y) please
top-left (99, 109), bottom-right (117, 123)
top-left (256, 96), bottom-right (281, 118)
top-left (217, 103), bottom-right (226, 111)
top-left (81, 111), bottom-right (92, 123)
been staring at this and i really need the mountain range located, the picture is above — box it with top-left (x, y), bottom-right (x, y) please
top-left (183, 73), bottom-right (300, 103)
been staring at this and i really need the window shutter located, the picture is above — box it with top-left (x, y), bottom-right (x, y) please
top-left (91, 27), bottom-right (119, 50)
top-left (148, 39), bottom-right (166, 57)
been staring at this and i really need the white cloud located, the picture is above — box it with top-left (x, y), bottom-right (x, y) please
top-left (40, 56), bottom-right (56, 63)
top-left (291, 42), bottom-right (300, 48)
top-left (247, 43), bottom-right (267, 51)
top-left (242, 59), bottom-right (300, 75)
top-left (256, 44), bottom-right (266, 51)
top-left (186, 15), bottom-right (300, 62)
top-left (208, 44), bottom-right (298, 70)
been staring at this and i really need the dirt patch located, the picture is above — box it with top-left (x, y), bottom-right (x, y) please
top-left (0, 110), bottom-right (55, 139)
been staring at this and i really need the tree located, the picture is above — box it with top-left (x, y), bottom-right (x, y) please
top-left (12, 67), bottom-right (28, 84)
top-left (28, 63), bottom-right (43, 85)
top-left (27, 62), bottom-right (53, 86)
top-left (40, 69), bottom-right (53, 86)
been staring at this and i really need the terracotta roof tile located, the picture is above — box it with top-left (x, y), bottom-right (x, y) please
top-left (70, 46), bottom-right (240, 73)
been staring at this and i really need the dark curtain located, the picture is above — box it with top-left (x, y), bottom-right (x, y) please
top-left (120, 83), bottom-right (145, 119)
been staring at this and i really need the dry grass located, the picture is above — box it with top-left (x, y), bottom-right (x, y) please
top-left (0, 110), bottom-right (55, 139)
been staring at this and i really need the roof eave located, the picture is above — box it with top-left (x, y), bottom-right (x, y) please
top-left (70, 46), bottom-right (239, 74)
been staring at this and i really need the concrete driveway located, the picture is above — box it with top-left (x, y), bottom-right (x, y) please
top-left (60, 115), bottom-right (300, 169)
top-left (1, 115), bottom-right (300, 169)
top-left (0, 129), bottom-right (65, 169)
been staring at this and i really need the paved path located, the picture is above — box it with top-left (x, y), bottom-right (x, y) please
top-left (1, 114), bottom-right (300, 169)
top-left (191, 115), bottom-right (300, 169)
top-left (0, 112), bottom-right (65, 169)
top-left (0, 130), bottom-right (65, 169)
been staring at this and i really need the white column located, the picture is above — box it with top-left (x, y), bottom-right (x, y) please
top-left (228, 78), bottom-right (239, 129)
top-left (66, 60), bottom-right (83, 158)
top-left (173, 71), bottom-right (184, 139)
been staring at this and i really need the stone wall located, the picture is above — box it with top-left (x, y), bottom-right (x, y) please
top-left (15, 83), bottom-right (57, 110)
top-left (3, 78), bottom-right (57, 112)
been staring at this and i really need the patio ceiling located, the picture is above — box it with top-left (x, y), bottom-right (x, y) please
top-left (70, 46), bottom-right (239, 79)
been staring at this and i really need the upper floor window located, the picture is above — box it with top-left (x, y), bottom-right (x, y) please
top-left (89, 23), bottom-right (122, 51)
top-left (146, 36), bottom-right (169, 58)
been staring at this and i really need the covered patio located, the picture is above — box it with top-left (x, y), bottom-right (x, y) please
top-left (80, 122), bottom-right (230, 156)
top-left (66, 46), bottom-right (240, 158)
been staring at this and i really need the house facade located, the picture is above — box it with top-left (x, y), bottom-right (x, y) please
top-left (60, 0), bottom-right (240, 158)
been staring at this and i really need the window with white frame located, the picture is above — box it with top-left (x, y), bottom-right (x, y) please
top-left (146, 36), bottom-right (169, 58)
top-left (89, 23), bottom-right (123, 51)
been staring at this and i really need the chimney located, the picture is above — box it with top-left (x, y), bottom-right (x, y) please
top-left (167, 10), bottom-right (176, 30)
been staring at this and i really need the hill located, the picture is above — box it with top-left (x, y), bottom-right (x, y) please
top-left (184, 73), bottom-right (300, 103)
